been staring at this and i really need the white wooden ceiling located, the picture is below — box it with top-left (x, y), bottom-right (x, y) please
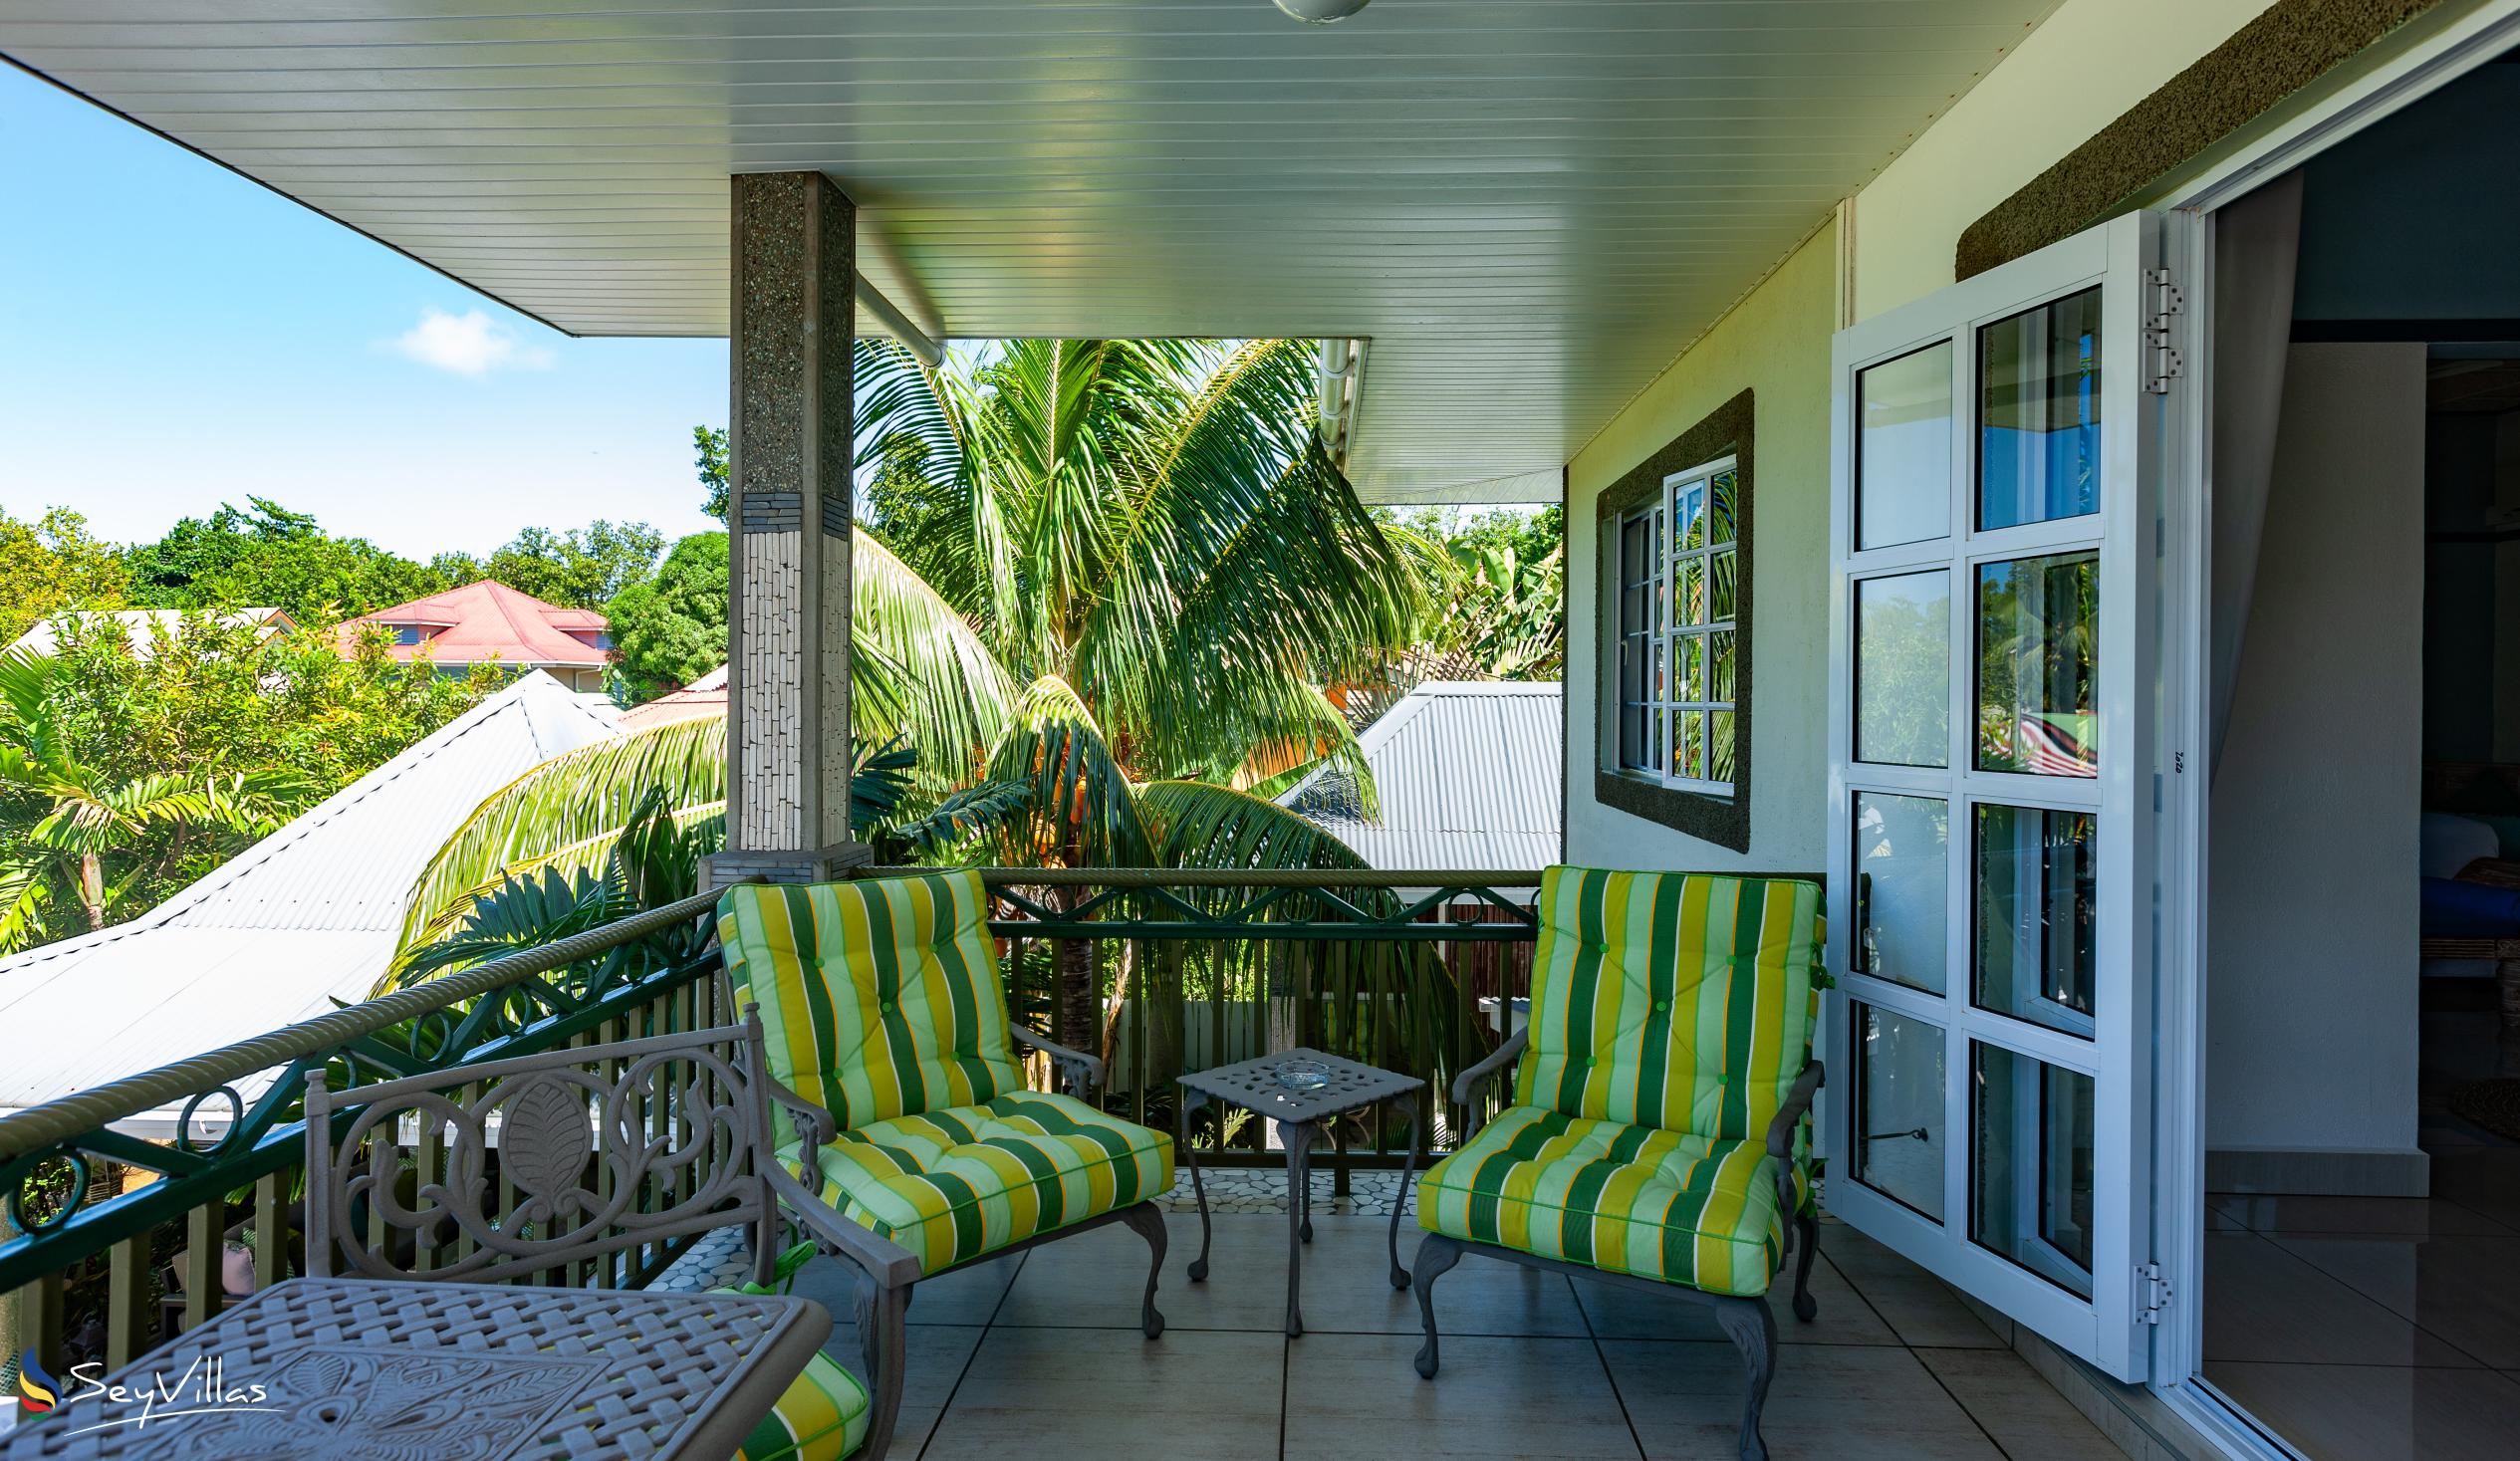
top-left (0, 0), bottom-right (2058, 502)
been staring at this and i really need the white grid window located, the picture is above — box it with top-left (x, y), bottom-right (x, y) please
top-left (1616, 455), bottom-right (1739, 794)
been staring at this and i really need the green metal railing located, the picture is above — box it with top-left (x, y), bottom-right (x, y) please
top-left (862, 867), bottom-right (1546, 1175)
top-left (0, 887), bottom-right (731, 1375)
top-left (0, 865), bottom-right (1542, 1378)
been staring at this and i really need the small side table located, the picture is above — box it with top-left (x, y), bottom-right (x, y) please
top-left (1176, 1048), bottom-right (1426, 1338)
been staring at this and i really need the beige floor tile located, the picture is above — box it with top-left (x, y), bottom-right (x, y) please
top-left (991, 1209), bottom-right (1296, 1331)
top-left (1285, 1330), bottom-right (1641, 1460)
top-left (2203, 1232), bottom-right (2482, 1366)
top-left (2205, 1361), bottom-right (2520, 1461)
top-left (812, 1321), bottom-right (982, 1457)
top-left (2270, 1232), bottom-right (2520, 1368)
top-left (1571, 1258), bottom-right (1897, 1346)
top-left (1603, 1339), bottom-right (2000, 1460)
top-left (793, 1247), bottom-right (1023, 1328)
top-left (1309, 1223), bottom-right (1592, 1337)
top-left (918, 1326), bottom-right (1285, 1460)
top-left (1813, 1226), bottom-right (2002, 1349)
top-left (1914, 1346), bottom-right (2123, 1460)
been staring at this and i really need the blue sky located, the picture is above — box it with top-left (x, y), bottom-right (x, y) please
top-left (0, 66), bottom-right (730, 561)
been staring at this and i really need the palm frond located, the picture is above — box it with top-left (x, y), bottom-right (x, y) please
top-left (0, 857), bottom-right (58, 956)
top-left (879, 778), bottom-right (1034, 862)
top-left (1074, 342), bottom-right (1420, 777)
top-left (396, 715), bottom-right (727, 951)
top-left (983, 674), bottom-right (1153, 867)
top-left (1137, 778), bottom-right (1378, 874)
top-left (853, 530), bottom-right (1016, 794)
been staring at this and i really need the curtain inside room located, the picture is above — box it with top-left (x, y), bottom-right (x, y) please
top-left (2208, 169), bottom-right (2304, 775)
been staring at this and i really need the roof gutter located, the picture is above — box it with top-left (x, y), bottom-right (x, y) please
top-left (858, 274), bottom-right (943, 366)
top-left (1315, 337), bottom-right (1369, 467)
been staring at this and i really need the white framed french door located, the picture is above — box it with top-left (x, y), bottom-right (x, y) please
top-left (1822, 212), bottom-right (2167, 1382)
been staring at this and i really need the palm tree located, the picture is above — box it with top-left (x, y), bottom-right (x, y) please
top-left (398, 340), bottom-right (1427, 1051)
top-left (855, 336), bottom-right (1419, 793)
top-left (0, 652), bottom-right (307, 951)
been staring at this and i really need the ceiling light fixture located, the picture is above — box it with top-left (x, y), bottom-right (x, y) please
top-left (1272, 0), bottom-right (1371, 23)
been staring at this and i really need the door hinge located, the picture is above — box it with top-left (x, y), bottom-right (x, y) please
top-left (2135, 1262), bottom-right (2173, 1323)
top-left (2144, 268), bottom-right (2183, 394)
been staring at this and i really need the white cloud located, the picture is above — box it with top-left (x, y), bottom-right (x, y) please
top-left (385, 307), bottom-right (556, 375)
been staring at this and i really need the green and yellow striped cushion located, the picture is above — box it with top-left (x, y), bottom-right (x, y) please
top-left (718, 872), bottom-right (1023, 1133)
top-left (716, 1321), bottom-right (872, 1461)
top-left (782, 1091), bottom-right (1174, 1275)
top-left (1514, 867), bottom-right (1823, 1141)
top-left (1416, 1104), bottom-right (1802, 1297)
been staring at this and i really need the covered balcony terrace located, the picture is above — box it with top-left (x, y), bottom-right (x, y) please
top-left (0, 1), bottom-right (2187, 1456)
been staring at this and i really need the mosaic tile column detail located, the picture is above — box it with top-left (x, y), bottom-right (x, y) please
top-left (712, 170), bottom-right (865, 885)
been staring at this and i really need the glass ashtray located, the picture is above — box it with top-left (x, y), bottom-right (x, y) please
top-left (1273, 1058), bottom-right (1332, 1093)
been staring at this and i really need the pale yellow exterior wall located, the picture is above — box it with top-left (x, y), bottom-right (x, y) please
top-left (1563, 219), bottom-right (1841, 873)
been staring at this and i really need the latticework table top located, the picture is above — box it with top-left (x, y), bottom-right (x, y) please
top-left (1177, 1047), bottom-right (1424, 1124)
top-left (1, 1276), bottom-right (829, 1460)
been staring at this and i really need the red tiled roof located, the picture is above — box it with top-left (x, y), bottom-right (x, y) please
top-left (342, 580), bottom-right (610, 668)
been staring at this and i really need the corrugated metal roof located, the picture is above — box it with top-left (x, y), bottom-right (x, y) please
top-left (0, 1), bottom-right (2061, 502)
top-left (7, 608), bottom-right (293, 657)
top-left (0, 671), bottom-right (622, 1113)
top-left (1284, 680), bottom-right (1560, 870)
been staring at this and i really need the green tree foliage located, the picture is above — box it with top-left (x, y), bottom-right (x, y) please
top-left (0, 508), bottom-right (129, 644)
top-left (1368, 505), bottom-right (1564, 691)
top-left (0, 615), bottom-right (497, 950)
top-left (604, 532), bottom-right (728, 699)
top-left (483, 520), bottom-right (664, 609)
top-left (694, 425), bottom-right (730, 520)
top-left (126, 497), bottom-right (450, 621)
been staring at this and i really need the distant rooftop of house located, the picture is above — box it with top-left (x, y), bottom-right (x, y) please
top-left (0, 671), bottom-right (623, 1129)
top-left (1282, 680), bottom-right (1562, 871)
top-left (342, 580), bottom-right (610, 668)
top-left (7, 607), bottom-right (295, 658)
top-left (618, 663), bottom-right (726, 731)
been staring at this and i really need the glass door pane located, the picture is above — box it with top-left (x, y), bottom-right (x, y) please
top-left (1975, 552), bottom-right (2098, 777)
top-left (1859, 343), bottom-right (1954, 550)
top-left (1972, 1045), bottom-right (2096, 1298)
top-left (1974, 804), bottom-right (2097, 1035)
top-left (1855, 570), bottom-right (1949, 768)
top-left (1854, 792), bottom-right (1949, 993)
top-left (1978, 287), bottom-right (2104, 530)
top-left (1855, 1003), bottom-right (1947, 1221)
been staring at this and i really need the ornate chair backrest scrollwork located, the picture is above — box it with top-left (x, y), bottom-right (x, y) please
top-left (304, 1014), bottom-right (780, 1288)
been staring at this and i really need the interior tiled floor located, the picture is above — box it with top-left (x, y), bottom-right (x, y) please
top-left (2200, 1008), bottom-right (2520, 1461)
top-left (789, 1183), bottom-right (2122, 1460)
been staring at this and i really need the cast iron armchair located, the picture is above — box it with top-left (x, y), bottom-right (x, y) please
top-left (305, 1014), bottom-right (907, 1461)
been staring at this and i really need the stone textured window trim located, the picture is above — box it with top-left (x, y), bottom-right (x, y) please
top-left (1954, 0), bottom-right (2443, 281)
top-left (1591, 388), bottom-right (1755, 853)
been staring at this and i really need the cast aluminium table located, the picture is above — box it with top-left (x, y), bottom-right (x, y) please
top-left (1176, 1048), bottom-right (1427, 1338)
top-left (0, 1276), bottom-right (830, 1460)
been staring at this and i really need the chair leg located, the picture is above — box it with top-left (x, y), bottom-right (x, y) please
top-left (1713, 1295), bottom-right (1778, 1461)
top-left (1117, 1201), bottom-right (1168, 1339)
top-left (1410, 1232), bottom-right (1465, 1379)
top-left (1791, 1209), bottom-right (1819, 1323)
top-left (852, 1272), bottom-right (910, 1461)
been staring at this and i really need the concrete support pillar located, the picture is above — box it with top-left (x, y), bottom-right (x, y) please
top-left (706, 170), bottom-right (868, 888)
